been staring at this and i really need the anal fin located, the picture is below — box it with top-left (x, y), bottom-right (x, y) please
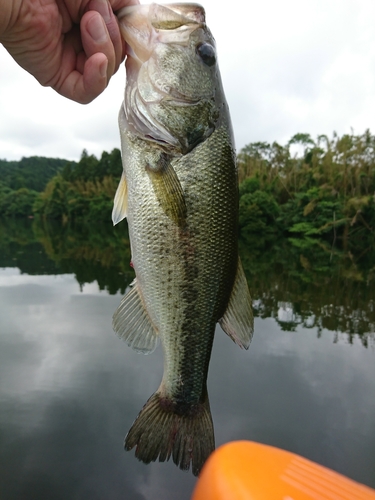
top-left (113, 280), bottom-right (159, 354)
top-left (219, 258), bottom-right (254, 349)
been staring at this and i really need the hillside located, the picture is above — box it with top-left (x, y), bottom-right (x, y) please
top-left (0, 156), bottom-right (74, 217)
top-left (0, 156), bottom-right (71, 192)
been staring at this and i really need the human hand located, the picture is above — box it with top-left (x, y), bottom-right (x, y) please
top-left (0, 0), bottom-right (139, 104)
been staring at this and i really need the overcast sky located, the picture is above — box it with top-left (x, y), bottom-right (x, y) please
top-left (1, 0), bottom-right (375, 161)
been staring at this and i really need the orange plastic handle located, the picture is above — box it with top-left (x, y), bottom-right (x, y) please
top-left (192, 441), bottom-right (375, 500)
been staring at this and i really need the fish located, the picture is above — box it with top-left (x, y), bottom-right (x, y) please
top-left (112, 2), bottom-right (254, 476)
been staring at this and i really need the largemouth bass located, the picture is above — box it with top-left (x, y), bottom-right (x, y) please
top-left (113, 2), bottom-right (253, 476)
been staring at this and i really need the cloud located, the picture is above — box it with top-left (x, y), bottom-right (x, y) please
top-left (1, 0), bottom-right (375, 160)
top-left (0, 48), bottom-right (125, 161)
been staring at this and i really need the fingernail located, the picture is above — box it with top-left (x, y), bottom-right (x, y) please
top-left (87, 14), bottom-right (108, 43)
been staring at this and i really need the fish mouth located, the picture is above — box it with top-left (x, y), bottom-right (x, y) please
top-left (117, 3), bottom-right (205, 67)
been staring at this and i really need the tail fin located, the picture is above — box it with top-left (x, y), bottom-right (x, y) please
top-left (125, 391), bottom-right (215, 476)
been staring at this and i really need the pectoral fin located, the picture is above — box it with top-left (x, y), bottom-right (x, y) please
top-left (113, 280), bottom-right (159, 354)
top-left (146, 155), bottom-right (187, 226)
top-left (219, 258), bottom-right (254, 349)
top-left (112, 172), bottom-right (128, 225)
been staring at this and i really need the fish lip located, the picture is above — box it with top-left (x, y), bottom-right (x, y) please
top-left (116, 3), bottom-right (206, 25)
top-left (117, 3), bottom-right (205, 63)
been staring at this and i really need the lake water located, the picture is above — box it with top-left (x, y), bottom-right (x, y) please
top-left (0, 219), bottom-right (374, 499)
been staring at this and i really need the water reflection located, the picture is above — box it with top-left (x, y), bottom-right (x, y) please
top-left (0, 270), bottom-right (196, 499)
top-left (0, 219), bottom-right (375, 499)
top-left (1, 218), bottom-right (374, 345)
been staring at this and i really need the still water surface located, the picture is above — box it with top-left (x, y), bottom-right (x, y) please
top-left (0, 220), bottom-right (374, 499)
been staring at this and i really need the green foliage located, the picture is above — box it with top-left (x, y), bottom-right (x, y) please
top-left (0, 187), bottom-right (39, 217)
top-left (34, 148), bottom-right (122, 222)
top-left (238, 130), bottom-right (375, 247)
top-left (2, 130), bottom-right (375, 249)
top-left (33, 175), bottom-right (69, 219)
top-left (239, 189), bottom-right (280, 238)
top-left (60, 148), bottom-right (122, 183)
top-left (0, 156), bottom-right (70, 218)
top-left (0, 148), bottom-right (122, 221)
top-left (289, 222), bottom-right (320, 235)
top-left (0, 156), bottom-right (69, 192)
top-left (239, 177), bottom-right (260, 196)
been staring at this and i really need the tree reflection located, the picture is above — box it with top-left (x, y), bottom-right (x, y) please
top-left (0, 218), bottom-right (374, 346)
top-left (0, 218), bottom-right (134, 294)
top-left (239, 234), bottom-right (375, 346)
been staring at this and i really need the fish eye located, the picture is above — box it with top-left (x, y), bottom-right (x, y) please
top-left (196, 43), bottom-right (216, 66)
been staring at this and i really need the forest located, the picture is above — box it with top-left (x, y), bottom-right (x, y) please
top-left (1, 130), bottom-right (375, 250)
top-left (0, 156), bottom-right (69, 217)
top-left (1, 134), bottom-right (374, 344)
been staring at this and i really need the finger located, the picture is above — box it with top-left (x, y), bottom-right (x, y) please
top-left (56, 52), bottom-right (108, 104)
top-left (81, 10), bottom-right (115, 80)
top-left (87, 0), bottom-right (125, 72)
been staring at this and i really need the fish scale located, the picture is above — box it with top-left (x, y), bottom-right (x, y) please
top-left (127, 126), bottom-right (237, 402)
